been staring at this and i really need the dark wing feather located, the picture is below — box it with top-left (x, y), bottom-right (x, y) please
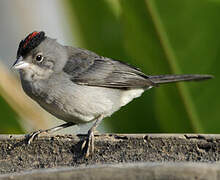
top-left (63, 47), bottom-right (155, 89)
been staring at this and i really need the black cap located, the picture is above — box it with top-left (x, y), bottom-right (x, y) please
top-left (16, 31), bottom-right (46, 59)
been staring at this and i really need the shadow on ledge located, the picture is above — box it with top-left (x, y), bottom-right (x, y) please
top-left (0, 134), bottom-right (220, 175)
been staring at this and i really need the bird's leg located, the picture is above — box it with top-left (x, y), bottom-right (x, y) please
top-left (27, 122), bottom-right (75, 144)
top-left (82, 115), bottom-right (104, 157)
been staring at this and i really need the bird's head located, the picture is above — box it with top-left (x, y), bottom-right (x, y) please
top-left (12, 31), bottom-right (67, 81)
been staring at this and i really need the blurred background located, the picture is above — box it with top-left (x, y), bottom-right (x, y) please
top-left (0, 0), bottom-right (218, 135)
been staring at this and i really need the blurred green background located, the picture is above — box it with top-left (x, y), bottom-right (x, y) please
top-left (0, 0), bottom-right (218, 134)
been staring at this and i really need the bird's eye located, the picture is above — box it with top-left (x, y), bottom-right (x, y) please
top-left (35, 54), bottom-right (44, 62)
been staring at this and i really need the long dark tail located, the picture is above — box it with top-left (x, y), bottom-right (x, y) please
top-left (148, 74), bottom-right (213, 85)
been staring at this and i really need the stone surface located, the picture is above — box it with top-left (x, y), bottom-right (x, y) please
top-left (0, 134), bottom-right (220, 177)
top-left (1, 162), bottom-right (220, 180)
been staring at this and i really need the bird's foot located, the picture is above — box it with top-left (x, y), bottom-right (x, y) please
top-left (81, 129), bottom-right (95, 157)
top-left (26, 130), bottom-right (47, 144)
top-left (81, 115), bottom-right (103, 157)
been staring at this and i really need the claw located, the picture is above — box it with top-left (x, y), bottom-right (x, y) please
top-left (90, 131), bottom-right (95, 154)
top-left (26, 130), bottom-right (44, 144)
top-left (81, 130), bottom-right (95, 157)
top-left (81, 139), bottom-right (87, 150)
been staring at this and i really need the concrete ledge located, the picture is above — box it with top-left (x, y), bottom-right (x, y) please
top-left (0, 134), bottom-right (220, 176)
top-left (1, 162), bottom-right (220, 180)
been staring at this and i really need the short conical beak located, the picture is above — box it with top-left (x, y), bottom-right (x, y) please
top-left (11, 57), bottom-right (30, 69)
top-left (13, 61), bottom-right (30, 69)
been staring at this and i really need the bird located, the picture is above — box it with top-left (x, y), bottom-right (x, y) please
top-left (12, 31), bottom-right (213, 157)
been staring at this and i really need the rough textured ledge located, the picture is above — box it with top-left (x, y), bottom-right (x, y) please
top-left (0, 134), bottom-right (220, 175)
top-left (2, 162), bottom-right (220, 180)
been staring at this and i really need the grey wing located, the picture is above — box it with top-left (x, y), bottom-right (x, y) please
top-left (63, 48), bottom-right (155, 89)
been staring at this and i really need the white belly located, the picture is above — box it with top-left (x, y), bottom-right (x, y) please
top-left (120, 89), bottom-right (145, 107)
top-left (29, 74), bottom-right (146, 124)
